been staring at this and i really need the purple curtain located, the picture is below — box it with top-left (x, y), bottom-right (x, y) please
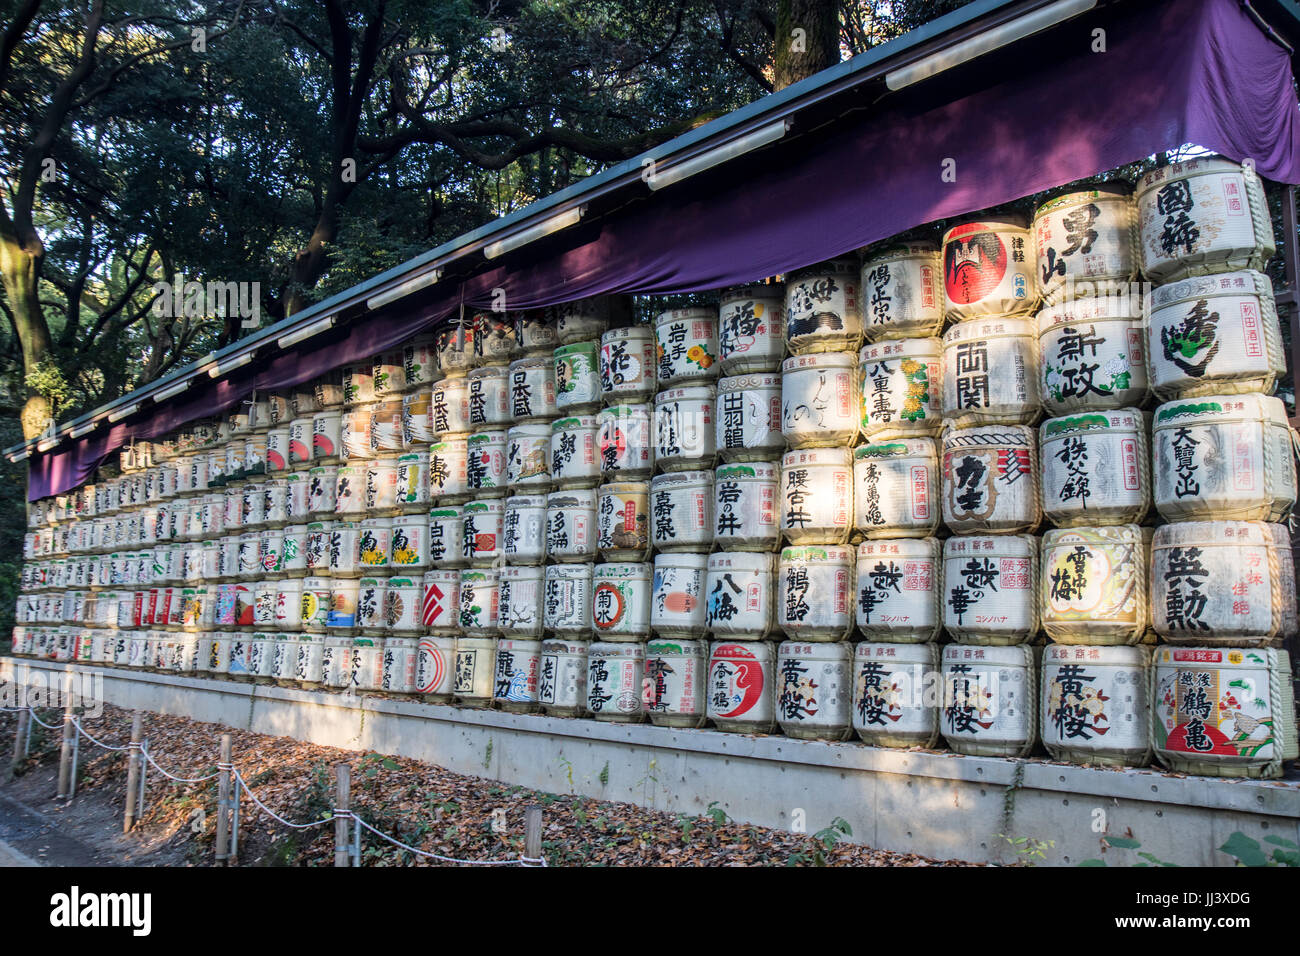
top-left (28, 0), bottom-right (1300, 500)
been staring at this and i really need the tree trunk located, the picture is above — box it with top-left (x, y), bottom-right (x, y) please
top-left (773, 0), bottom-right (840, 90)
top-left (0, 229), bottom-right (54, 439)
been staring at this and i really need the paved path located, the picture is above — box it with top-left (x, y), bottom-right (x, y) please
top-left (0, 837), bottom-right (39, 866)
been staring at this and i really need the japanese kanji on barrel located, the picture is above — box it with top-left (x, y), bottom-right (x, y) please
top-left (1041, 643), bottom-right (1151, 767)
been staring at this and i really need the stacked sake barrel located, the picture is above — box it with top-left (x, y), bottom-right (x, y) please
top-left (773, 259), bottom-right (862, 740)
top-left (937, 214), bottom-right (1042, 758)
top-left (851, 240), bottom-right (945, 749)
top-left (1136, 156), bottom-right (1299, 778)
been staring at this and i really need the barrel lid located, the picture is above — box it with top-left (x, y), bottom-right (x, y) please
top-left (1153, 393), bottom-right (1283, 428)
top-left (601, 324), bottom-right (652, 342)
top-left (505, 493), bottom-right (548, 507)
top-left (554, 340), bottom-right (598, 354)
top-left (943, 316), bottom-right (1034, 341)
top-left (506, 422), bottom-right (551, 437)
top-left (1041, 408), bottom-right (1143, 439)
top-left (788, 257), bottom-right (859, 277)
top-left (1034, 180), bottom-right (1132, 219)
top-left (655, 384), bottom-right (716, 402)
top-left (707, 551), bottom-right (773, 571)
top-left (720, 282), bottom-right (785, 302)
top-left (1136, 155), bottom-right (1245, 195)
top-left (857, 537), bottom-right (938, 558)
top-left (589, 641), bottom-right (645, 656)
top-left (600, 481), bottom-right (649, 493)
top-left (942, 214), bottom-right (1030, 239)
top-left (861, 240), bottom-right (941, 265)
top-left (855, 640), bottom-right (938, 662)
top-left (467, 429), bottom-right (507, 443)
top-left (650, 470), bottom-right (714, 490)
top-left (552, 415), bottom-right (598, 430)
top-left (593, 562), bottom-right (651, 576)
top-left (656, 307), bottom-right (717, 325)
top-left (780, 545), bottom-right (852, 562)
top-left (854, 439), bottom-right (937, 460)
top-left (1149, 269), bottom-right (1269, 310)
top-left (545, 563), bottom-right (594, 578)
top-left (942, 643), bottom-right (1032, 665)
top-left (463, 499), bottom-right (503, 513)
top-left (782, 351), bottom-right (855, 371)
top-left (467, 363), bottom-right (508, 379)
top-left (943, 534), bottom-right (1036, 557)
top-left (783, 446), bottom-right (852, 467)
top-left (717, 372), bottom-right (782, 391)
top-left (860, 336), bottom-right (942, 360)
top-left (429, 506), bottom-right (463, 518)
top-left (546, 488), bottom-right (596, 505)
top-left (646, 638), bottom-right (708, 654)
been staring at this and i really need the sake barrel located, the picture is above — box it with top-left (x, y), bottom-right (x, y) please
top-left (1136, 156), bottom-right (1275, 282)
top-left (1151, 521), bottom-right (1286, 646)
top-left (463, 498), bottom-right (504, 566)
top-left (852, 641), bottom-right (941, 748)
top-left (274, 579), bottom-right (302, 630)
top-left (394, 452), bottom-right (429, 513)
top-left (372, 350), bottom-right (406, 399)
top-left (321, 634), bottom-right (351, 689)
top-left (776, 641), bottom-right (853, 740)
top-left (364, 457), bottom-right (399, 514)
top-left (383, 576), bottom-right (421, 634)
top-left (780, 352), bottom-right (859, 447)
top-left (587, 641), bottom-right (645, 722)
top-left (596, 482), bottom-right (649, 561)
top-left (707, 640), bottom-right (777, 734)
top-left (855, 538), bottom-right (942, 643)
top-left (1041, 643), bottom-right (1151, 767)
top-left (551, 415), bottom-right (600, 488)
top-left (778, 545), bottom-right (854, 641)
top-left (241, 481), bottom-right (267, 528)
top-left (467, 365), bottom-right (509, 428)
top-left (421, 569), bottom-right (460, 636)
top-left (458, 568), bottom-right (500, 637)
top-left (853, 439), bottom-right (940, 537)
top-left (311, 410), bottom-right (342, 463)
top-left (599, 326), bottom-right (656, 402)
top-left (597, 404), bottom-right (653, 479)
top-left (714, 462), bottom-right (780, 551)
top-left (942, 317), bottom-right (1040, 426)
top-left (499, 566), bottom-right (545, 639)
top-left (327, 579), bottom-right (359, 629)
top-left (858, 338), bottom-right (943, 438)
top-left (719, 284), bottom-right (784, 374)
top-left (402, 335), bottom-right (438, 390)
top-left (435, 323), bottom-right (475, 375)
top-left (651, 552), bottom-right (709, 638)
top-left (473, 312), bottom-right (516, 366)
top-left (591, 562), bottom-right (652, 641)
top-left (643, 638), bottom-right (708, 727)
top-left (265, 428), bottom-right (289, 474)
top-left (505, 423), bottom-right (552, 491)
top-left (333, 465), bottom-right (366, 518)
top-left (285, 473), bottom-right (310, 524)
top-left (307, 465), bottom-right (338, 516)
top-left (1033, 183), bottom-right (1139, 304)
top-left (503, 494), bottom-right (547, 565)
top-left (860, 242), bottom-right (944, 341)
top-left (780, 447), bottom-right (852, 545)
top-left (942, 216), bottom-right (1037, 320)
top-left (466, 430), bottom-right (507, 497)
top-left (493, 638), bottom-right (542, 712)
top-left (1152, 394), bottom-right (1295, 522)
top-left (357, 517), bottom-right (392, 572)
top-left (327, 520), bottom-right (363, 578)
top-left (553, 341), bottom-right (601, 414)
top-left (1152, 645), bottom-right (1298, 778)
top-left (356, 576), bottom-right (388, 634)
top-left (1040, 408), bottom-right (1150, 526)
top-left (649, 471), bottom-right (713, 552)
top-left (263, 478), bottom-right (289, 528)
top-left (545, 489), bottom-right (597, 562)
top-left (654, 385), bottom-right (716, 471)
top-left (785, 258), bottom-right (861, 353)
top-left (1147, 270), bottom-right (1285, 399)
top-left (715, 373), bottom-right (783, 462)
top-left (544, 564), bottom-right (594, 636)
top-left (513, 311), bottom-right (555, 357)
top-left (706, 552), bottom-right (774, 638)
top-left (943, 534), bottom-right (1038, 645)
top-left (349, 636), bottom-right (386, 693)
top-left (552, 298), bottom-right (610, 344)
top-left (655, 308), bottom-right (719, 385)
top-left (295, 633), bottom-right (325, 688)
top-left (427, 506), bottom-right (466, 567)
top-left (415, 634), bottom-right (457, 702)
top-left (341, 362), bottom-right (375, 406)
top-left (428, 436), bottom-right (469, 502)
top-left (1266, 523), bottom-right (1299, 640)
top-left (379, 636), bottom-right (418, 694)
top-left (401, 390), bottom-right (433, 445)
top-left (271, 634), bottom-right (300, 685)
top-left (1037, 292), bottom-right (1149, 414)
top-left (430, 376), bottom-right (471, 437)
top-left (1041, 525), bottom-right (1149, 646)
top-left (341, 405), bottom-right (374, 460)
top-left (236, 532), bottom-right (260, 580)
top-left (248, 633), bottom-right (275, 683)
top-left (940, 644), bottom-right (1038, 757)
top-left (941, 424), bottom-right (1040, 533)
top-left (300, 577), bottom-right (331, 632)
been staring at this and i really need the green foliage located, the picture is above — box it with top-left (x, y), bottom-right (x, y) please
top-left (998, 832), bottom-right (1055, 866)
top-left (1220, 832), bottom-right (1300, 867)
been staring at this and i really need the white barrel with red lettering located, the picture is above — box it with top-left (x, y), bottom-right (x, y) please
top-left (643, 638), bottom-right (708, 728)
top-left (859, 338), bottom-right (943, 438)
top-left (852, 641), bottom-right (941, 748)
top-left (780, 447), bottom-right (853, 546)
top-left (940, 644), bottom-right (1038, 757)
top-left (776, 641), bottom-right (853, 740)
top-left (855, 538), bottom-right (941, 643)
top-left (778, 545), bottom-right (853, 642)
top-left (1040, 409), bottom-right (1150, 527)
top-left (853, 439), bottom-right (939, 537)
top-left (707, 640), bottom-right (776, 734)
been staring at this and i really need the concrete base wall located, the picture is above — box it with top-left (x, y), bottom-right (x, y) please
top-left (4, 656), bottom-right (1297, 866)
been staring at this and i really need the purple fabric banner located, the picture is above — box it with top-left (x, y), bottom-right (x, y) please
top-left (27, 0), bottom-right (1300, 499)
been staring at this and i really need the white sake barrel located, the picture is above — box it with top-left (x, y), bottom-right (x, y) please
top-left (273, 579), bottom-right (302, 630)
top-left (349, 636), bottom-right (386, 692)
top-left (942, 317), bottom-right (1040, 426)
top-left (474, 312), bottom-right (516, 367)
top-left (591, 562), bottom-right (651, 641)
top-left (707, 640), bottom-right (776, 733)
top-left (208, 633), bottom-right (233, 676)
top-left (499, 566), bottom-right (545, 638)
top-left (271, 635), bottom-right (300, 685)
top-left (644, 638), bottom-right (708, 727)
top-left (941, 424), bottom-right (1040, 533)
top-left (307, 465), bottom-right (338, 516)
top-left (304, 521), bottom-right (332, 576)
top-left (372, 350), bottom-right (406, 399)
top-left (1137, 156), bottom-right (1275, 282)
top-left (415, 634), bottom-right (457, 702)
top-left (1041, 525), bottom-right (1149, 646)
top-left (1037, 293), bottom-right (1149, 413)
top-left (1151, 521), bottom-right (1286, 646)
top-left (421, 569), bottom-right (459, 636)
top-left (241, 481), bottom-right (267, 528)
top-left (285, 473), bottom-right (310, 524)
top-left (940, 644), bottom-right (1038, 757)
top-left (1041, 643), bottom-right (1151, 767)
top-left (705, 551), bottom-right (774, 638)
top-left (776, 641), bottom-right (853, 740)
top-left (654, 385), bottom-right (716, 471)
top-left (553, 341), bottom-right (601, 414)
top-left (401, 390), bottom-right (433, 445)
top-left (514, 310), bottom-right (557, 358)
top-left (458, 568), bottom-right (500, 637)
top-left (291, 384), bottom-right (321, 419)
top-left (341, 405), bottom-right (374, 460)
top-left (494, 638), bottom-right (542, 711)
top-left (651, 552), bottom-right (708, 638)
top-left (263, 478), bottom-right (289, 528)
top-left (552, 298), bottom-right (610, 344)
top-left (718, 284), bottom-right (784, 374)
top-left (856, 538), bottom-right (941, 643)
top-left (780, 352), bottom-right (859, 447)
top-left (597, 404), bottom-right (653, 479)
top-left (545, 489), bottom-right (597, 562)
top-left (300, 577), bottom-right (331, 632)
top-left (236, 532), bottom-right (260, 580)
top-left (356, 576), bottom-right (388, 633)
top-left (266, 429), bottom-right (290, 474)
top-left (380, 636), bottom-right (418, 694)
top-left (428, 506), bottom-right (466, 567)
top-left (468, 366), bottom-right (509, 428)
top-left (1147, 270), bottom-right (1285, 399)
top-left (311, 410), bottom-right (342, 463)
top-left (466, 430), bottom-right (507, 497)
top-left (341, 363), bottom-right (375, 406)
top-left (1033, 183), bottom-right (1139, 304)
top-left (649, 471), bottom-right (712, 552)
top-left (434, 323), bottom-right (475, 375)
top-left (860, 242), bottom-right (944, 341)
top-left (780, 447), bottom-right (852, 545)
top-left (587, 641), bottom-right (644, 722)
top-left (544, 564), bottom-right (593, 636)
top-left (1153, 645), bottom-right (1298, 778)
top-left (364, 456), bottom-right (399, 514)
top-left (357, 516), bottom-right (392, 572)
top-left (430, 377), bottom-right (471, 437)
top-left (1152, 393), bottom-right (1295, 522)
top-left (713, 462), bottom-right (779, 551)
top-left (333, 465), bottom-right (366, 518)
top-left (428, 436), bottom-right (468, 502)
top-left (943, 534), bottom-right (1038, 645)
top-left (248, 633), bottom-right (275, 683)
top-left (716, 373), bottom-right (783, 462)
top-left (1040, 408), bottom-right (1149, 526)
top-left (1266, 523), bottom-right (1299, 640)
top-left (942, 216), bottom-right (1037, 320)
top-left (778, 545), bottom-right (853, 642)
top-left (550, 415), bottom-right (600, 488)
top-left (785, 258), bottom-right (861, 353)
top-left (858, 338), bottom-right (943, 438)
top-left (295, 633), bottom-right (324, 687)
top-left (655, 308), bottom-right (719, 386)
top-left (599, 326), bottom-right (656, 402)
top-left (321, 634), bottom-right (351, 689)
top-left (402, 335), bottom-right (438, 390)
top-left (596, 481), bottom-right (649, 561)
top-left (852, 641), bottom-right (941, 748)
top-left (383, 576), bottom-right (422, 634)
top-left (394, 452), bottom-right (429, 513)
top-left (503, 493), bottom-right (547, 565)
top-left (327, 520), bottom-right (362, 578)
top-left (327, 579), bottom-right (359, 629)
top-left (506, 423), bottom-right (552, 491)
top-left (853, 439), bottom-right (939, 537)
top-left (463, 498), bottom-right (504, 566)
